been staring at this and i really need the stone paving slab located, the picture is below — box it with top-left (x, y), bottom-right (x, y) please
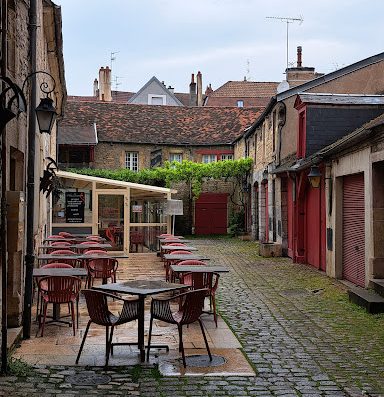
top-left (2, 238), bottom-right (384, 396)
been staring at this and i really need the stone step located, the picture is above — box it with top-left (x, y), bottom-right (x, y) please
top-left (371, 279), bottom-right (384, 298)
top-left (348, 286), bottom-right (384, 314)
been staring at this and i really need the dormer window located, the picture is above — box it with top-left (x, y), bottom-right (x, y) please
top-left (237, 100), bottom-right (244, 108)
top-left (148, 94), bottom-right (166, 105)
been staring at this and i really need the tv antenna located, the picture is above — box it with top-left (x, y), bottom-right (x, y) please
top-left (266, 16), bottom-right (303, 72)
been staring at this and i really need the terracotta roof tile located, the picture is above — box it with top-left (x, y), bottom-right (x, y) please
top-left (210, 81), bottom-right (279, 98)
top-left (59, 101), bottom-right (260, 145)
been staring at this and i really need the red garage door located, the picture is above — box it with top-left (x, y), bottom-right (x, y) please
top-left (195, 193), bottom-right (228, 235)
top-left (342, 173), bottom-right (365, 287)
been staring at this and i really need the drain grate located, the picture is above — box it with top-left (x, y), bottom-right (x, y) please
top-left (181, 354), bottom-right (226, 367)
top-left (66, 371), bottom-right (111, 386)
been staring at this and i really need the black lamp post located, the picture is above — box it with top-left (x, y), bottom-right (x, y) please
top-left (0, 72), bottom-right (56, 374)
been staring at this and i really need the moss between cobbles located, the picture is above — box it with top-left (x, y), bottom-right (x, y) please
top-left (7, 357), bottom-right (35, 377)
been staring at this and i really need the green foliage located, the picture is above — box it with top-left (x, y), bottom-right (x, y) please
top-left (69, 158), bottom-right (253, 199)
top-left (228, 209), bottom-right (245, 236)
top-left (129, 364), bottom-right (142, 382)
top-left (7, 357), bottom-right (35, 377)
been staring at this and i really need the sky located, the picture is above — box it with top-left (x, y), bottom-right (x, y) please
top-left (59, 0), bottom-right (384, 96)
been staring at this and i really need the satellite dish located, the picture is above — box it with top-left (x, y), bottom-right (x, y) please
top-left (277, 80), bottom-right (290, 93)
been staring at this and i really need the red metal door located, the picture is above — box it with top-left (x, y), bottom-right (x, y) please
top-left (342, 173), bottom-right (365, 286)
top-left (306, 184), bottom-right (321, 268)
top-left (195, 193), bottom-right (228, 235)
top-left (287, 178), bottom-right (294, 258)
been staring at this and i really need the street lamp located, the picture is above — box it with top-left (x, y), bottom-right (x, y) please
top-left (308, 165), bottom-right (322, 188)
top-left (0, 71), bottom-right (56, 374)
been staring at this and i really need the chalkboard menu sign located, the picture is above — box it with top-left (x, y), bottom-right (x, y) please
top-left (66, 192), bottom-right (85, 223)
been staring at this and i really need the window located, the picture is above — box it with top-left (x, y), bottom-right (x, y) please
top-left (202, 154), bottom-right (217, 163)
top-left (125, 152), bottom-right (138, 171)
top-left (169, 153), bottom-right (182, 163)
top-left (148, 94), bottom-right (166, 105)
top-left (221, 154), bottom-right (233, 161)
top-left (237, 100), bottom-right (244, 108)
top-left (7, 0), bottom-right (16, 75)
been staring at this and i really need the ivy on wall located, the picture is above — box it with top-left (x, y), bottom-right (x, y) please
top-left (69, 158), bottom-right (253, 199)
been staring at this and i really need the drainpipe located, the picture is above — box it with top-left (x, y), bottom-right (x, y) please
top-left (1, 0), bottom-right (8, 374)
top-left (22, 0), bottom-right (37, 340)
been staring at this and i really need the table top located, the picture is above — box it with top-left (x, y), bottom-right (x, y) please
top-left (159, 239), bottom-right (192, 244)
top-left (37, 253), bottom-right (129, 261)
top-left (93, 280), bottom-right (187, 296)
top-left (38, 243), bottom-right (112, 250)
top-left (170, 265), bottom-right (229, 273)
top-left (163, 254), bottom-right (210, 261)
top-left (156, 235), bottom-right (184, 239)
top-left (33, 268), bottom-right (88, 277)
top-left (161, 245), bottom-right (198, 251)
top-left (44, 236), bottom-right (107, 243)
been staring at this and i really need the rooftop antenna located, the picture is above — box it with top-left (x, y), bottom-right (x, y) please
top-left (110, 51), bottom-right (120, 91)
top-left (266, 15), bottom-right (303, 73)
top-left (245, 59), bottom-right (251, 81)
top-left (113, 76), bottom-right (123, 92)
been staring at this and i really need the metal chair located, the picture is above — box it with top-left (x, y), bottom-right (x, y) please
top-left (58, 231), bottom-right (74, 238)
top-left (49, 249), bottom-right (79, 267)
top-left (77, 241), bottom-right (106, 253)
top-left (147, 289), bottom-right (212, 367)
top-left (76, 289), bottom-right (139, 367)
top-left (171, 259), bottom-right (206, 282)
top-left (181, 271), bottom-right (220, 327)
top-left (37, 275), bottom-right (82, 337)
top-left (84, 250), bottom-right (118, 287)
top-left (165, 250), bottom-right (193, 282)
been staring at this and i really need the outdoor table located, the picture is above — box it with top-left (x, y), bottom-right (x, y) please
top-left (160, 245), bottom-right (198, 252)
top-left (170, 265), bottom-right (229, 274)
top-left (44, 236), bottom-right (107, 243)
top-left (33, 267), bottom-right (87, 324)
top-left (93, 280), bottom-right (187, 362)
top-left (156, 235), bottom-right (184, 239)
top-left (38, 243), bottom-right (112, 252)
top-left (163, 254), bottom-right (210, 262)
top-left (37, 253), bottom-right (129, 266)
top-left (159, 238), bottom-right (192, 244)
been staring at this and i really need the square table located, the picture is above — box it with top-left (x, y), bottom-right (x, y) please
top-left (163, 253), bottom-right (210, 262)
top-left (93, 280), bottom-right (187, 362)
top-left (159, 238), bottom-right (192, 244)
top-left (170, 265), bottom-right (229, 274)
top-left (38, 243), bottom-right (112, 252)
top-left (37, 253), bottom-right (129, 264)
top-left (160, 245), bottom-right (198, 252)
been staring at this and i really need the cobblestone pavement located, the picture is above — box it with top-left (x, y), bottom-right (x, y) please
top-left (2, 238), bottom-right (384, 396)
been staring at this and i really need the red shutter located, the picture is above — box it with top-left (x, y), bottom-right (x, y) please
top-left (342, 173), bottom-right (365, 287)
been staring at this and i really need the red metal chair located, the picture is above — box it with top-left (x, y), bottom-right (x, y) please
top-left (48, 235), bottom-right (65, 239)
top-left (37, 275), bottom-right (82, 337)
top-left (47, 241), bottom-right (71, 253)
top-left (147, 289), bottom-right (212, 367)
top-left (77, 241), bottom-right (106, 253)
top-left (165, 250), bottom-right (192, 281)
top-left (86, 235), bottom-right (104, 242)
top-left (105, 226), bottom-right (116, 246)
top-left (171, 259), bottom-right (206, 282)
top-left (76, 289), bottom-right (140, 367)
top-left (130, 231), bottom-right (144, 252)
top-left (181, 271), bottom-right (220, 327)
top-left (35, 263), bottom-right (73, 321)
top-left (84, 250), bottom-right (118, 287)
top-left (58, 231), bottom-right (74, 238)
top-left (49, 249), bottom-right (78, 267)
top-left (160, 242), bottom-right (186, 262)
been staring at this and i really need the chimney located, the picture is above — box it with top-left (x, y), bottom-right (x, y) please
top-left (205, 83), bottom-right (213, 96)
top-left (189, 73), bottom-right (197, 106)
top-left (98, 66), bottom-right (112, 101)
top-left (196, 71), bottom-right (203, 107)
top-left (93, 78), bottom-right (98, 97)
top-left (297, 46), bottom-right (302, 68)
top-left (168, 85), bottom-right (174, 94)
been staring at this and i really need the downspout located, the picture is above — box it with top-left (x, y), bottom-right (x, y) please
top-left (22, 0), bottom-right (37, 340)
top-left (1, 0), bottom-right (8, 374)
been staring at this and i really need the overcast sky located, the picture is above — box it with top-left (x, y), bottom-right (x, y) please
top-left (59, 0), bottom-right (384, 96)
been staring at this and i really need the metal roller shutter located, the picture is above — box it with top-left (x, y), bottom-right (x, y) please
top-left (342, 173), bottom-right (365, 287)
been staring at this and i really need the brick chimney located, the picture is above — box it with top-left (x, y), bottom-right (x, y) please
top-left (196, 71), bottom-right (203, 107)
top-left (297, 46), bottom-right (302, 67)
top-left (189, 73), bottom-right (197, 106)
top-left (93, 78), bottom-right (98, 97)
top-left (285, 46), bottom-right (324, 86)
top-left (205, 83), bottom-right (213, 96)
top-left (98, 66), bottom-right (112, 101)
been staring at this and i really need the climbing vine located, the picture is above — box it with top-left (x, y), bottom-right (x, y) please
top-left (69, 158), bottom-right (253, 199)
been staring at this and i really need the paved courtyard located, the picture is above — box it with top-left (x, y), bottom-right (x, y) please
top-left (1, 237), bottom-right (384, 396)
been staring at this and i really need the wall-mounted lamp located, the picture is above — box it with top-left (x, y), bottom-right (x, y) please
top-left (308, 165), bottom-right (321, 188)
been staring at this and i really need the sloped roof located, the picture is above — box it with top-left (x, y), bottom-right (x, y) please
top-left (295, 93), bottom-right (384, 106)
top-left (209, 81), bottom-right (279, 98)
top-left (58, 123), bottom-right (97, 145)
top-left (59, 100), bottom-right (260, 145)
